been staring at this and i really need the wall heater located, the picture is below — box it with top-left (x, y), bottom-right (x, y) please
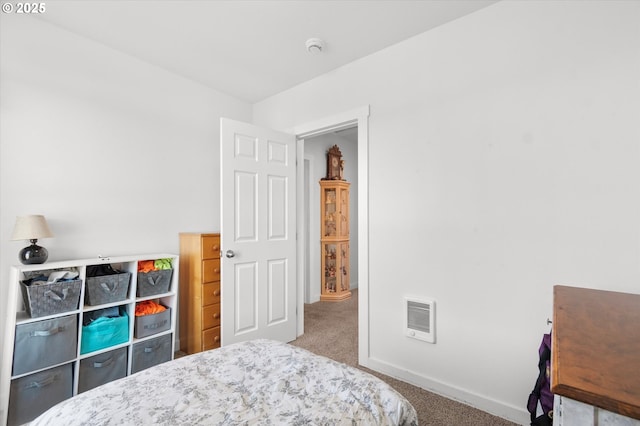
top-left (405, 297), bottom-right (435, 343)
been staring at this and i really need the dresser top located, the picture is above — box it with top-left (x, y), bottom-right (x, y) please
top-left (552, 285), bottom-right (640, 420)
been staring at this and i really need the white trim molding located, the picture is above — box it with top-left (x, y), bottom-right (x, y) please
top-left (366, 357), bottom-right (530, 425)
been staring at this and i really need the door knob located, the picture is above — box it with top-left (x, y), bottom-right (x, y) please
top-left (225, 250), bottom-right (235, 258)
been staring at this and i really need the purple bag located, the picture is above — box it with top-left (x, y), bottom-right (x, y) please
top-left (527, 333), bottom-right (553, 425)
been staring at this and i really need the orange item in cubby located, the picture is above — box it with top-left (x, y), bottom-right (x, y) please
top-left (135, 300), bottom-right (166, 317)
top-left (137, 260), bottom-right (156, 273)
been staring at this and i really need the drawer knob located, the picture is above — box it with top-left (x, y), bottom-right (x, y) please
top-left (212, 245), bottom-right (219, 251)
top-left (214, 268), bottom-right (220, 273)
top-left (213, 313), bottom-right (220, 319)
top-left (214, 336), bottom-right (220, 342)
top-left (213, 290), bottom-right (220, 296)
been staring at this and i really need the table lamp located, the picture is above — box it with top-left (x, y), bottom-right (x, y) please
top-left (10, 215), bottom-right (54, 264)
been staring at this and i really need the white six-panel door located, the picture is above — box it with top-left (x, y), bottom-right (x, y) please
top-left (220, 118), bottom-right (297, 345)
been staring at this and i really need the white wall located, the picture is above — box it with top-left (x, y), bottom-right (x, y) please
top-left (304, 133), bottom-right (359, 303)
top-left (253, 1), bottom-right (640, 423)
top-left (0, 16), bottom-right (251, 363)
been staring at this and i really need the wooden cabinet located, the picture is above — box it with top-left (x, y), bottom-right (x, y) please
top-left (552, 285), bottom-right (640, 425)
top-left (179, 233), bottom-right (221, 354)
top-left (320, 180), bottom-right (351, 301)
top-left (0, 253), bottom-right (178, 426)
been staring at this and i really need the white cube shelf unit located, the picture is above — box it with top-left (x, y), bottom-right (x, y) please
top-left (0, 253), bottom-right (179, 426)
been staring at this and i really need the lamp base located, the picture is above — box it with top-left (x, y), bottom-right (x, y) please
top-left (19, 240), bottom-right (48, 264)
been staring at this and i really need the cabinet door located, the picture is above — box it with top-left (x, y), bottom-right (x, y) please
top-left (321, 184), bottom-right (349, 239)
top-left (322, 242), bottom-right (338, 295)
top-left (337, 241), bottom-right (350, 293)
top-left (338, 186), bottom-right (349, 237)
top-left (323, 186), bottom-right (338, 237)
top-left (320, 241), bottom-right (350, 301)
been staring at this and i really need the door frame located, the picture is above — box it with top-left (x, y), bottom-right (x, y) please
top-left (292, 105), bottom-right (370, 366)
top-left (302, 154), bottom-right (318, 305)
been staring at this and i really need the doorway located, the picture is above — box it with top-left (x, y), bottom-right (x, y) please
top-left (293, 105), bottom-right (370, 366)
top-left (303, 128), bottom-right (358, 305)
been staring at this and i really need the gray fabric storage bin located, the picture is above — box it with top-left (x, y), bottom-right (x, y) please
top-left (7, 363), bottom-right (73, 426)
top-left (134, 307), bottom-right (171, 338)
top-left (13, 315), bottom-right (78, 376)
top-left (78, 347), bottom-right (127, 393)
top-left (85, 272), bottom-right (131, 305)
top-left (136, 269), bottom-right (172, 297)
top-left (131, 333), bottom-right (172, 374)
top-left (20, 279), bottom-right (82, 318)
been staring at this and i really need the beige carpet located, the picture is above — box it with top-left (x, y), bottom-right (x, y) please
top-left (290, 289), bottom-right (520, 426)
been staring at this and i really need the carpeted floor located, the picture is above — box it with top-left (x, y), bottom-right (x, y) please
top-left (290, 289), bottom-right (520, 426)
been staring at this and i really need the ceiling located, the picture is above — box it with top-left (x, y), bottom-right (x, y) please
top-left (34, 0), bottom-right (498, 104)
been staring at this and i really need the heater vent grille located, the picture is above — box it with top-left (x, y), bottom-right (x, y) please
top-left (405, 298), bottom-right (435, 343)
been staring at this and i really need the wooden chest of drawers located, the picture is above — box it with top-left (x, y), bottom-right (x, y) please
top-left (552, 285), bottom-right (640, 423)
top-left (179, 233), bottom-right (221, 354)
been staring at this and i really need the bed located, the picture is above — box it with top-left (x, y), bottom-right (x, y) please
top-left (32, 339), bottom-right (418, 425)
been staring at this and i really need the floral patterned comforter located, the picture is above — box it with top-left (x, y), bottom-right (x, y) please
top-left (32, 339), bottom-right (418, 425)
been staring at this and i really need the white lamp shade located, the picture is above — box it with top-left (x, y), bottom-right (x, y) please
top-left (10, 215), bottom-right (54, 241)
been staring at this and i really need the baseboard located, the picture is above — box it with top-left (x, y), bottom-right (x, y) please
top-left (364, 357), bottom-right (529, 425)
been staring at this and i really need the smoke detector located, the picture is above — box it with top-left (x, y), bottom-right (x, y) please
top-left (305, 38), bottom-right (324, 55)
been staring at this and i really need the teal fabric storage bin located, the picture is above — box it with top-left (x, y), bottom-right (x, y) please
top-left (81, 310), bottom-right (129, 354)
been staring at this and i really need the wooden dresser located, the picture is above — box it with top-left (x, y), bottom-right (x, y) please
top-left (179, 233), bottom-right (221, 354)
top-left (552, 285), bottom-right (640, 425)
